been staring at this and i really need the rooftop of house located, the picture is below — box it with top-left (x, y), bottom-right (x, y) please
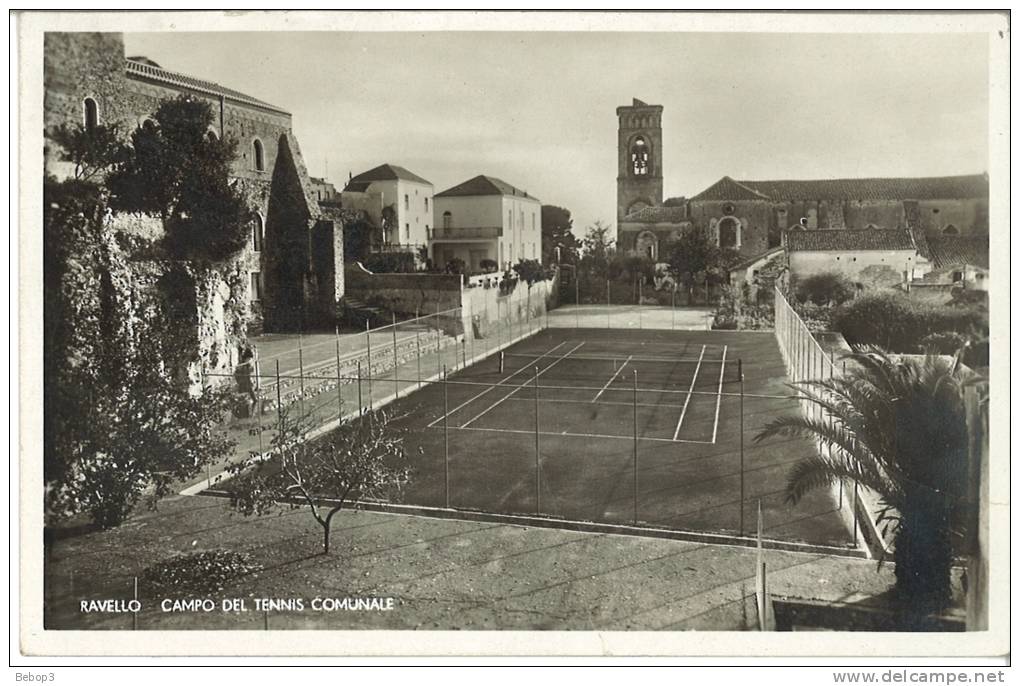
top-left (785, 228), bottom-right (917, 252)
top-left (436, 175), bottom-right (539, 202)
top-left (344, 164), bottom-right (432, 190)
top-left (926, 235), bottom-right (990, 269)
top-left (125, 58), bottom-right (289, 115)
top-left (692, 174), bottom-right (989, 203)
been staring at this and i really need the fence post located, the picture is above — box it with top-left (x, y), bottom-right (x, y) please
top-left (335, 330), bottom-right (343, 421)
top-left (739, 358), bottom-right (745, 536)
top-left (274, 360), bottom-right (283, 440)
top-left (365, 320), bottom-right (374, 407)
top-left (297, 342), bottom-right (305, 417)
top-left (575, 275), bottom-right (580, 329)
top-left (633, 369), bottom-right (639, 526)
top-left (461, 338), bottom-right (467, 371)
top-left (392, 312), bottom-right (399, 400)
top-left (534, 365), bottom-right (541, 516)
top-left (443, 365), bottom-right (450, 509)
top-left (853, 481), bottom-right (859, 548)
top-left (671, 286), bottom-right (676, 330)
top-left (415, 328), bottom-right (422, 389)
top-left (356, 359), bottom-right (364, 416)
top-left (607, 280), bottom-right (611, 329)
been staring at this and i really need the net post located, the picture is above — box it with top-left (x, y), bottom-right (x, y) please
top-left (443, 365), bottom-right (450, 509)
top-left (633, 368), bottom-right (639, 526)
top-left (534, 365), bottom-right (541, 516)
top-left (739, 358), bottom-right (745, 536)
top-left (499, 351), bottom-right (505, 374)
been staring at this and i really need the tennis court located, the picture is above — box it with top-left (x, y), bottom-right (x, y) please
top-left (385, 327), bottom-right (854, 548)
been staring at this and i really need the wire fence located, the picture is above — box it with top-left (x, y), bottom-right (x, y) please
top-left (203, 297), bottom-right (551, 477)
top-left (773, 286), bottom-right (863, 549)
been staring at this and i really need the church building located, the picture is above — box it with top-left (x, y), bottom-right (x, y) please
top-left (615, 98), bottom-right (989, 270)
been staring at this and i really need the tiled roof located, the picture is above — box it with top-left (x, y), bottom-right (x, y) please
top-left (346, 164), bottom-right (432, 187)
top-left (728, 246), bottom-right (785, 272)
top-left (125, 59), bottom-right (289, 114)
top-left (436, 175), bottom-right (539, 201)
top-left (786, 229), bottom-right (917, 252)
top-left (691, 176), bottom-right (771, 201)
top-left (622, 206), bottom-right (689, 223)
top-left (693, 174), bottom-right (988, 202)
top-left (926, 235), bottom-right (989, 269)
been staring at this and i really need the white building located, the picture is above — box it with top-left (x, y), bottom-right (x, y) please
top-left (341, 164), bottom-right (434, 252)
top-left (431, 175), bottom-right (541, 272)
top-left (785, 228), bottom-right (932, 289)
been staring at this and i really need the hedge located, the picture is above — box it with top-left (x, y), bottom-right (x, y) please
top-left (832, 291), bottom-right (987, 356)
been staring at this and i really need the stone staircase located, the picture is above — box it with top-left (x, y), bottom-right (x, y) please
top-left (340, 296), bottom-right (387, 328)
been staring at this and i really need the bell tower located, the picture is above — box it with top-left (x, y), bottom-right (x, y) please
top-left (616, 98), bottom-right (664, 224)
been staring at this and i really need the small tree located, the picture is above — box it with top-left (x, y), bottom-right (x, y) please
top-left (663, 226), bottom-right (736, 301)
top-left (795, 271), bottom-right (856, 306)
top-left (106, 95), bottom-right (252, 262)
top-left (541, 205), bottom-right (578, 264)
top-left (49, 122), bottom-right (130, 182)
top-left (228, 409), bottom-right (411, 554)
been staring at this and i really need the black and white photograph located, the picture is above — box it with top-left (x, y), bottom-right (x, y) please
top-left (13, 9), bottom-right (1010, 665)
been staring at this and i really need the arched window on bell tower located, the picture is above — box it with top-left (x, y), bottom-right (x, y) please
top-left (630, 136), bottom-right (649, 176)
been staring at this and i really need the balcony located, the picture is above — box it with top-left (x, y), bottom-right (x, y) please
top-left (429, 226), bottom-right (503, 240)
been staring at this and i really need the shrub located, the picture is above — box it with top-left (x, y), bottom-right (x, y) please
top-left (833, 291), bottom-right (988, 353)
top-left (141, 550), bottom-right (261, 596)
top-left (794, 271), bottom-right (856, 306)
top-left (444, 257), bottom-right (466, 275)
top-left (479, 258), bottom-right (498, 273)
top-left (363, 251), bottom-right (416, 274)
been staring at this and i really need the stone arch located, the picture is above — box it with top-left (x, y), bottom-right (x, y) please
top-left (635, 230), bottom-right (659, 260)
top-left (718, 216), bottom-right (741, 249)
top-left (83, 97), bottom-right (99, 132)
top-left (252, 138), bottom-right (265, 171)
top-left (627, 133), bottom-right (652, 177)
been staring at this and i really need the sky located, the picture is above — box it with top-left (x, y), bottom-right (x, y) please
top-left (123, 31), bottom-right (990, 238)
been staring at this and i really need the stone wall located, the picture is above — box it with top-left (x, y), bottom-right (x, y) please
top-left (345, 265), bottom-right (464, 317)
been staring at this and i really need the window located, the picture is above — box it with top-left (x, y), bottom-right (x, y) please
top-left (508, 209), bottom-right (513, 229)
top-left (630, 136), bottom-right (649, 176)
top-left (443, 211), bottom-right (452, 229)
top-left (140, 118), bottom-right (157, 134)
top-left (252, 139), bottom-right (265, 171)
top-left (532, 213), bottom-right (536, 232)
top-left (250, 272), bottom-right (262, 301)
top-left (404, 194), bottom-right (409, 211)
top-left (83, 98), bottom-right (99, 132)
top-left (425, 197), bottom-right (429, 212)
top-left (405, 223), bottom-right (410, 241)
top-left (206, 127), bottom-right (219, 142)
top-left (976, 272), bottom-right (986, 281)
top-left (252, 215), bottom-right (264, 252)
top-left (718, 217), bottom-right (740, 249)
top-left (952, 271), bottom-right (963, 282)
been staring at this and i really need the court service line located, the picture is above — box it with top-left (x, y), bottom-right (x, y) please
top-left (592, 354), bottom-right (633, 402)
top-left (711, 345), bottom-right (728, 444)
top-left (459, 342), bottom-right (586, 429)
top-left (434, 424), bottom-right (716, 446)
top-left (672, 345), bottom-right (706, 441)
top-left (425, 341), bottom-right (568, 428)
